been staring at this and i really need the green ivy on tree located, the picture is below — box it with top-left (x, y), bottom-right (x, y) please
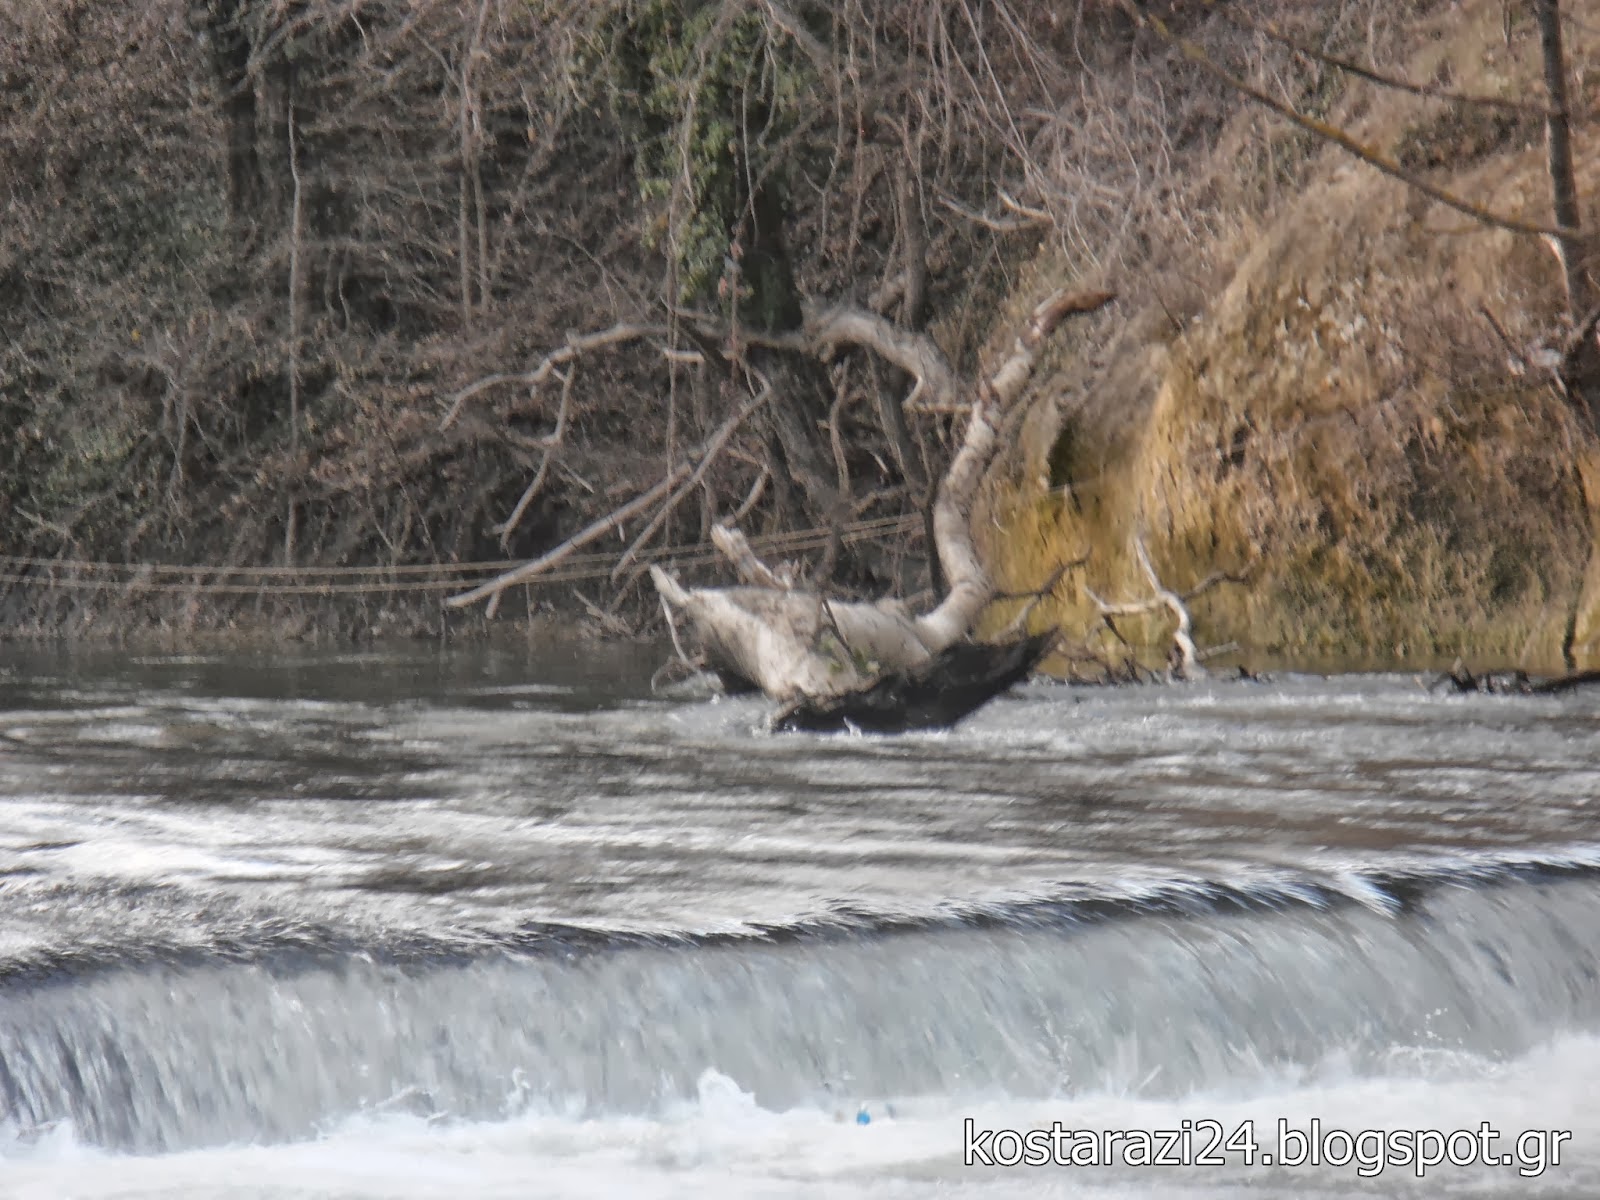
top-left (598, 0), bottom-right (818, 332)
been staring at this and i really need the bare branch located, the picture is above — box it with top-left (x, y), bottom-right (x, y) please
top-left (759, 0), bottom-right (839, 88)
top-left (1118, 4), bottom-right (1583, 241)
top-left (610, 380), bottom-right (775, 581)
top-left (1222, 10), bottom-right (1560, 116)
top-left (1179, 561), bottom-right (1257, 602)
top-left (730, 468), bottom-right (769, 523)
top-left (800, 301), bottom-right (964, 413)
top-left (996, 554), bottom-right (1088, 639)
top-left (491, 365), bottom-right (575, 550)
top-left (285, 69), bottom-right (304, 567)
top-left (447, 385), bottom-right (774, 609)
top-left (997, 189), bottom-right (1052, 223)
top-left (937, 192), bottom-right (1048, 233)
top-left (572, 586), bottom-right (633, 637)
top-left (438, 323), bottom-right (667, 430)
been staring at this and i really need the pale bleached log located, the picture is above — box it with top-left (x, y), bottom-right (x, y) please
top-left (710, 524), bottom-right (794, 589)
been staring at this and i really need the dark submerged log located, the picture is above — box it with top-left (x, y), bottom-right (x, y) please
top-left (771, 630), bottom-right (1059, 734)
top-left (1436, 665), bottom-right (1600, 695)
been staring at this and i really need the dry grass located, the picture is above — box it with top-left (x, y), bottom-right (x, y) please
top-left (982, 0), bottom-right (1600, 670)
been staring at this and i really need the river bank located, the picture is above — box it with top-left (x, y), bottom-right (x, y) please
top-left (2, 1), bottom-right (1596, 669)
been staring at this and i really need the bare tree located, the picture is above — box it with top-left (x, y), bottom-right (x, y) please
top-left (648, 290), bottom-right (1112, 704)
top-left (1537, 0), bottom-right (1591, 324)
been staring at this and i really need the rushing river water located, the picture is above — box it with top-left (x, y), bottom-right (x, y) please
top-left (0, 644), bottom-right (1597, 1198)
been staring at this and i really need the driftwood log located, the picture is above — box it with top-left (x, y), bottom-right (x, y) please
top-left (771, 629), bottom-right (1059, 733)
top-left (650, 288), bottom-right (1114, 726)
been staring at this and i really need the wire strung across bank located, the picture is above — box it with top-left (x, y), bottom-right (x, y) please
top-left (0, 515), bottom-right (921, 597)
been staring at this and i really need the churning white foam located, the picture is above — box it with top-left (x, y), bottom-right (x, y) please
top-left (5, 1035), bottom-right (1597, 1199)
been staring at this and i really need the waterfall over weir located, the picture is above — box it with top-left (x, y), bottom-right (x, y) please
top-left (4, 869), bottom-right (1599, 1154)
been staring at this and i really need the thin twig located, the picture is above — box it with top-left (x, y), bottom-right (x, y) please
top-left (996, 554), bottom-right (1087, 639)
top-left (285, 68), bottom-right (304, 567)
top-left (572, 587), bottom-right (634, 637)
top-left (447, 386), bottom-right (774, 609)
top-left (937, 192), bottom-right (1048, 233)
top-left (1218, 8), bottom-right (1560, 116)
top-left (730, 469), bottom-right (769, 523)
top-left (1477, 303), bottom-right (1530, 373)
top-left (610, 381), bottom-right (775, 581)
top-left (492, 366), bottom-right (575, 549)
top-left (438, 323), bottom-right (667, 430)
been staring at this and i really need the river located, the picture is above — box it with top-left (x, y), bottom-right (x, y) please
top-left (0, 644), bottom-right (1596, 1197)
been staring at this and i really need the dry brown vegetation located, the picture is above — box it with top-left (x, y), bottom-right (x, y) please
top-left (981, 0), bottom-right (1600, 671)
top-left (0, 0), bottom-right (1595, 665)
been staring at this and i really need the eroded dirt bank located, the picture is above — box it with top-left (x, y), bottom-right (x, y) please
top-left (983, 0), bottom-right (1600, 670)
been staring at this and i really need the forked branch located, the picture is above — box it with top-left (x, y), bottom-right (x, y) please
top-left (1085, 536), bottom-right (1253, 680)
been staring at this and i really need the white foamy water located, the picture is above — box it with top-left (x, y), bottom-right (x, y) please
top-left (0, 648), bottom-right (1597, 1195)
top-left (7, 1040), bottom-right (1599, 1199)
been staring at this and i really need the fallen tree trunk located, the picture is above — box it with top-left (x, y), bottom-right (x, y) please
top-left (650, 288), bottom-right (1114, 708)
top-left (772, 629), bottom-right (1059, 733)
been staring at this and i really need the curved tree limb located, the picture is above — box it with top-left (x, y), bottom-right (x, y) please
top-left (800, 301), bottom-right (963, 413)
top-left (938, 192), bottom-right (1050, 233)
top-left (912, 289), bottom-right (1115, 654)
